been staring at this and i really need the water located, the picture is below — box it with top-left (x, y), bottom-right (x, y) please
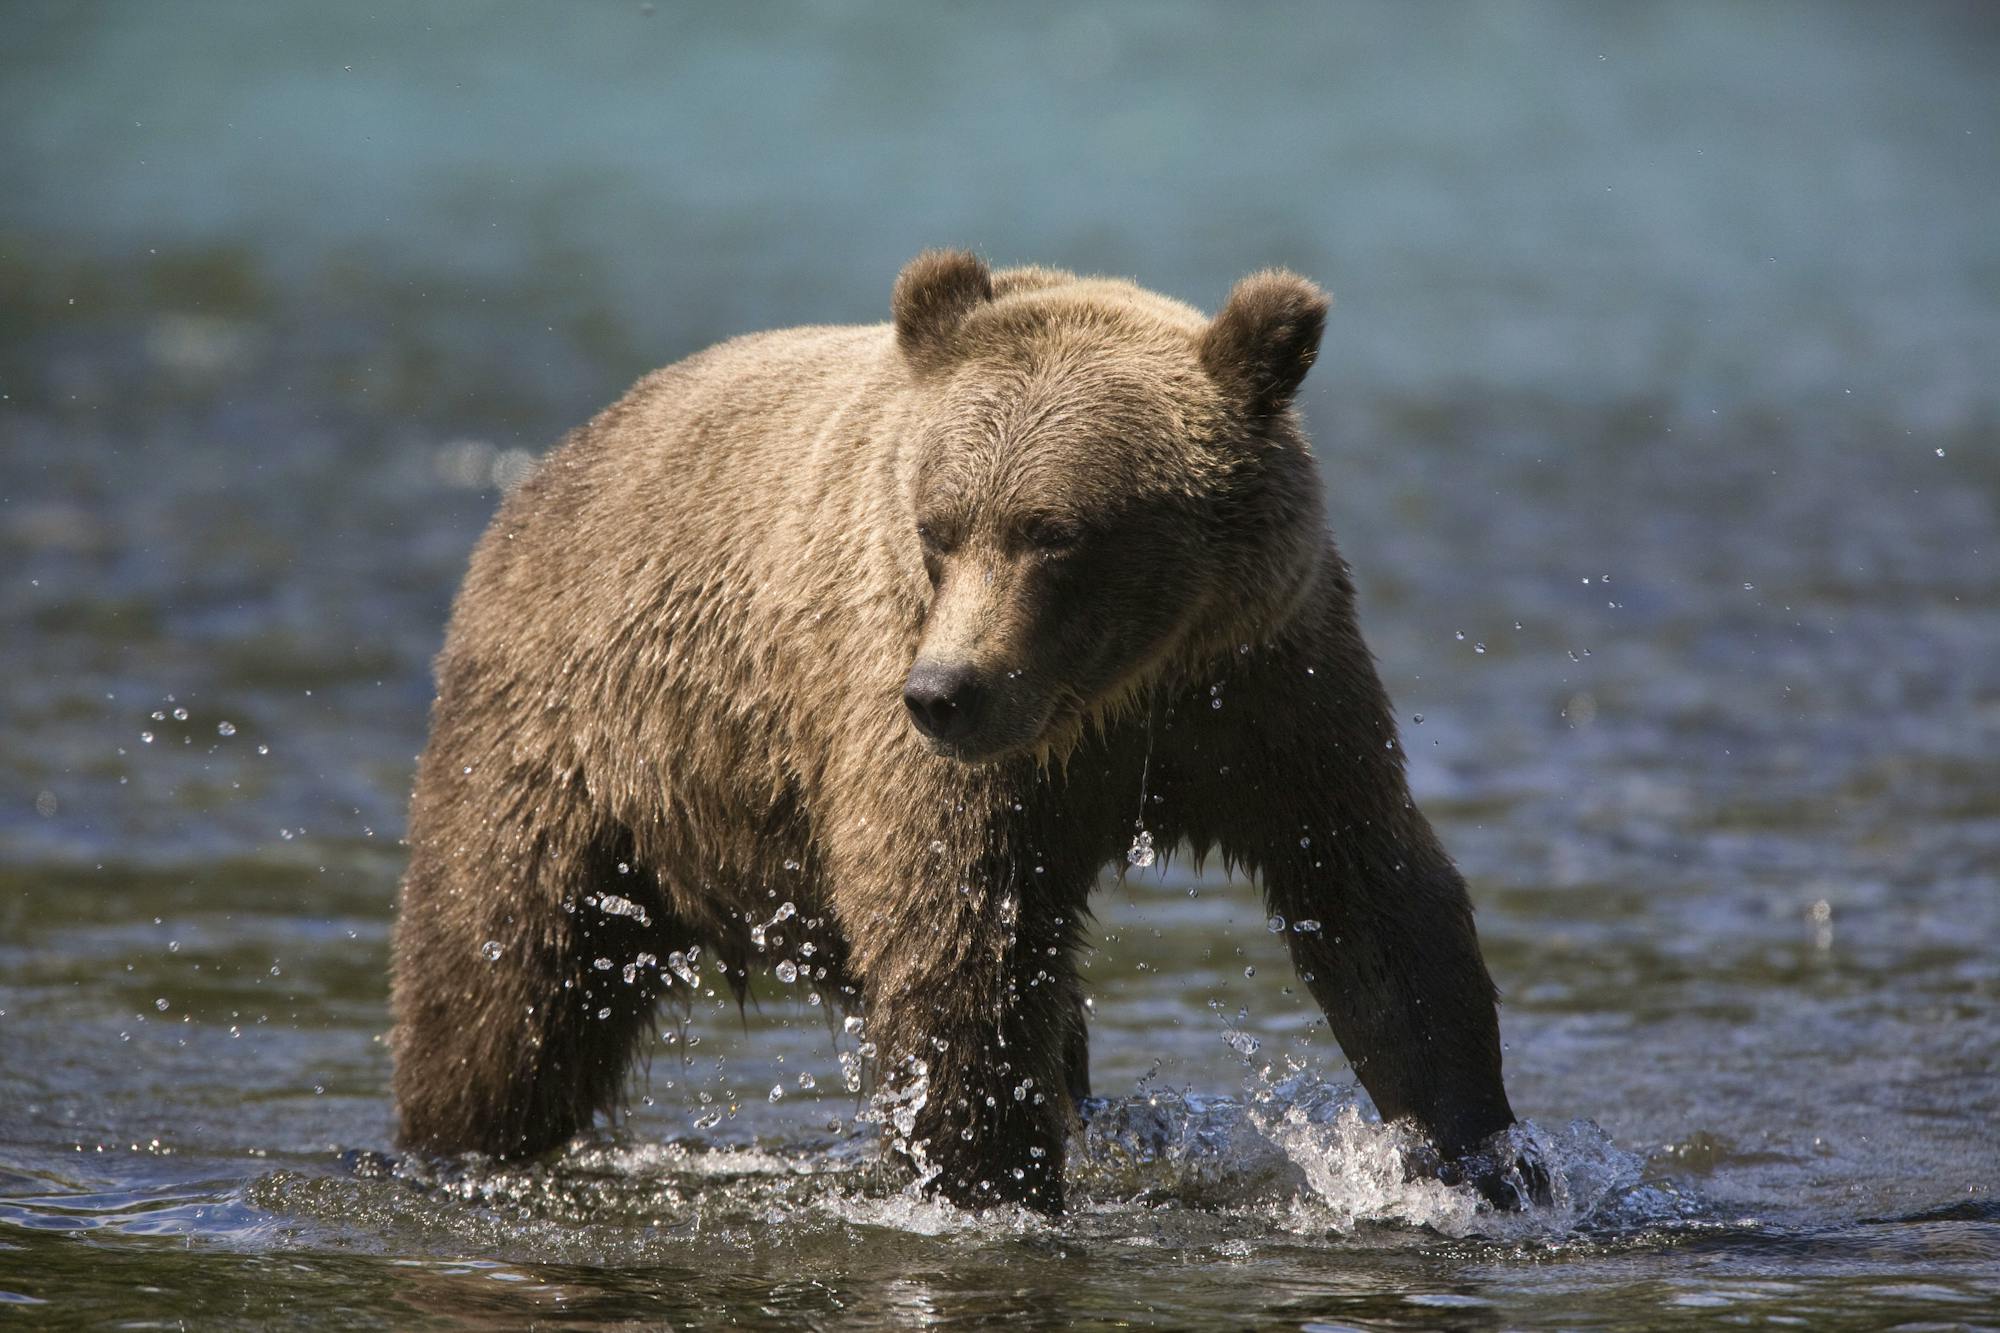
top-left (4, 3), bottom-right (1998, 1326)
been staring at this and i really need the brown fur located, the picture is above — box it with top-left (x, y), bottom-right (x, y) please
top-left (389, 252), bottom-right (1520, 1213)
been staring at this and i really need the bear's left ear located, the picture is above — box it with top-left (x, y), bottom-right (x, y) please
top-left (1199, 270), bottom-right (1330, 418)
top-left (892, 249), bottom-right (994, 372)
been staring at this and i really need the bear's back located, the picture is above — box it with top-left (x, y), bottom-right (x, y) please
top-left (427, 320), bottom-right (918, 836)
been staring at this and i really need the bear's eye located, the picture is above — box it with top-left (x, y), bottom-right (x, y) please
top-left (916, 522), bottom-right (952, 557)
top-left (1022, 519), bottom-right (1081, 556)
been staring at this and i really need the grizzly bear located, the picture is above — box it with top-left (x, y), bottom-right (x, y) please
top-left (389, 251), bottom-right (1530, 1213)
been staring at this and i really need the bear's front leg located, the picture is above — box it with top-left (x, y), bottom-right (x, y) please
top-left (1198, 570), bottom-right (1527, 1195)
top-left (833, 835), bottom-right (1087, 1214)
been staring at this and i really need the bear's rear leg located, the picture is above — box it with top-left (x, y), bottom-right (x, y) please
top-left (1062, 994), bottom-right (1091, 1103)
top-left (390, 827), bottom-right (674, 1160)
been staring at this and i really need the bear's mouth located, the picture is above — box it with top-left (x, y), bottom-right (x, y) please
top-left (912, 710), bottom-right (1055, 766)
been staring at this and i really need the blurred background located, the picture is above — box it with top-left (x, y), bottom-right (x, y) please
top-left (2, 2), bottom-right (1996, 1324)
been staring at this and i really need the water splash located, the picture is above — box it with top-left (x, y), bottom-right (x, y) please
top-left (1070, 1071), bottom-right (1676, 1239)
top-left (309, 1071), bottom-right (1686, 1258)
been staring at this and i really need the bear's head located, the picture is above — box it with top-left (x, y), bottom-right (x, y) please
top-left (890, 250), bottom-right (1329, 764)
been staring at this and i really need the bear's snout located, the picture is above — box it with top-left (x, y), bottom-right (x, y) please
top-left (903, 660), bottom-right (990, 747)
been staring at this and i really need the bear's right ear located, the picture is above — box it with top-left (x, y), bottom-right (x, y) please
top-left (1199, 270), bottom-right (1330, 419)
top-left (892, 250), bottom-right (994, 372)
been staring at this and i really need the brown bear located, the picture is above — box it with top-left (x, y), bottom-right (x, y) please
top-left (389, 251), bottom-right (1529, 1213)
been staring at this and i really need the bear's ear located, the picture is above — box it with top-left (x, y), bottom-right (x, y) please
top-left (892, 249), bottom-right (994, 371)
top-left (1198, 270), bottom-right (1330, 418)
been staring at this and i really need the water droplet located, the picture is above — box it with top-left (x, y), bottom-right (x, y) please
top-left (843, 1016), bottom-right (865, 1035)
top-left (768, 1084), bottom-right (785, 1102)
top-left (1266, 915), bottom-right (1286, 933)
top-left (140, 731), bottom-right (154, 744)
top-left (798, 1072), bottom-right (816, 1090)
top-left (171, 708), bottom-right (188, 721)
top-left (1411, 713), bottom-right (1425, 724)
top-left (154, 998), bottom-right (169, 1011)
top-left (1126, 829), bottom-right (1156, 868)
top-left (1243, 966), bottom-right (1256, 978)
top-left (595, 893), bottom-right (650, 925)
top-left (256, 744), bottom-right (269, 755)
top-left (596, 1006), bottom-right (611, 1020)
top-left (216, 721), bottom-right (236, 737)
top-left (1293, 918), bottom-right (1322, 933)
top-left (1473, 642), bottom-right (1487, 654)
top-left (480, 940), bottom-right (503, 962)
top-left (776, 961), bottom-right (799, 983)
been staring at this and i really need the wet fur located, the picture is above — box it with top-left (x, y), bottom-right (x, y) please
top-left (390, 253), bottom-right (1517, 1212)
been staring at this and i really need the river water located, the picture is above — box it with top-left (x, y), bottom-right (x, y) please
top-left (3, 3), bottom-right (1997, 1327)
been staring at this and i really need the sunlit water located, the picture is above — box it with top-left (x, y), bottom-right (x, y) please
top-left (4, 3), bottom-right (1998, 1327)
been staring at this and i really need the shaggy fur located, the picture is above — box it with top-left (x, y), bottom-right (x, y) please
top-left (390, 252), bottom-right (1521, 1213)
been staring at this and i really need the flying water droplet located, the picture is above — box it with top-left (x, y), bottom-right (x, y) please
top-left (1126, 829), bottom-right (1156, 868)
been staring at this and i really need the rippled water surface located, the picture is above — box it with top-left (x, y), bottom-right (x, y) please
top-left (4, 3), bottom-right (1998, 1327)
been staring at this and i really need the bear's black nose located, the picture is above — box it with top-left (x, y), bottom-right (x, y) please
top-left (903, 662), bottom-right (989, 743)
